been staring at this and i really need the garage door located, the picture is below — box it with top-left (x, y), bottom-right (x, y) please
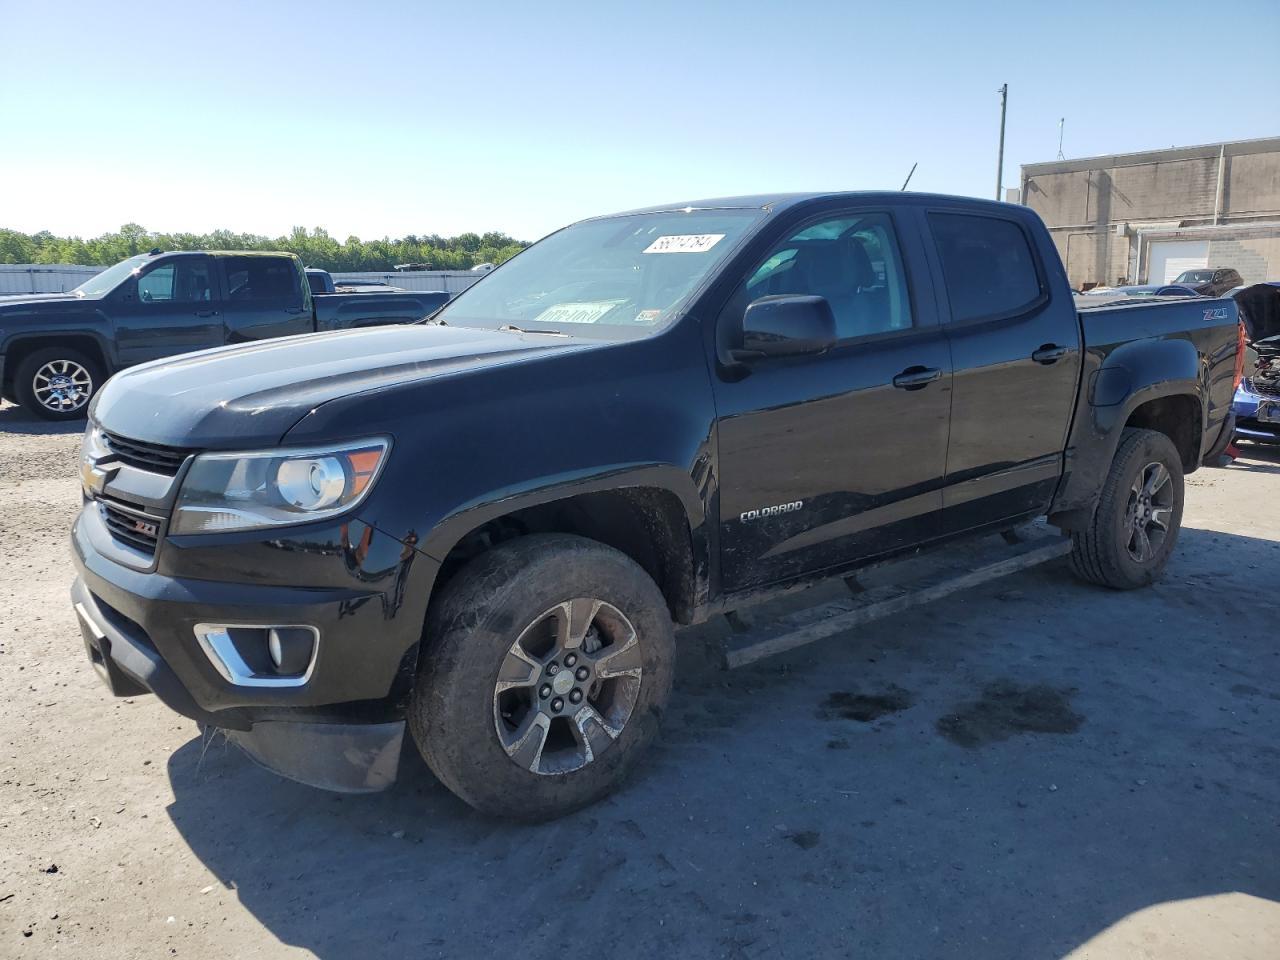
top-left (1147, 240), bottom-right (1209, 284)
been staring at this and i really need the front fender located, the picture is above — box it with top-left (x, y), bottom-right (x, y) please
top-left (281, 318), bottom-right (721, 613)
top-left (419, 462), bottom-right (705, 563)
top-left (0, 316), bottom-right (119, 371)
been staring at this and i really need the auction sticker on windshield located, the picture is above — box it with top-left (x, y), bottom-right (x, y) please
top-left (532, 300), bottom-right (625, 325)
top-left (643, 234), bottom-right (725, 254)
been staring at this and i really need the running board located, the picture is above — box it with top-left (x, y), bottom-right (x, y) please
top-left (721, 532), bottom-right (1071, 670)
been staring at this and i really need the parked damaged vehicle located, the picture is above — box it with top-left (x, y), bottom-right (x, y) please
top-left (1173, 267), bottom-right (1244, 298)
top-left (0, 252), bottom-right (445, 420)
top-left (71, 192), bottom-right (1241, 819)
top-left (1232, 282), bottom-right (1280, 444)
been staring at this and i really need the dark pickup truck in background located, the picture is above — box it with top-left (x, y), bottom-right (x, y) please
top-left (304, 266), bottom-right (452, 306)
top-left (70, 192), bottom-right (1241, 820)
top-left (0, 251), bottom-right (449, 419)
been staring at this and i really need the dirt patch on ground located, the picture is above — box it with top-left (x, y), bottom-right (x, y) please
top-left (3, 402), bottom-right (1279, 959)
top-left (816, 686), bottom-right (913, 722)
top-left (937, 680), bottom-right (1084, 747)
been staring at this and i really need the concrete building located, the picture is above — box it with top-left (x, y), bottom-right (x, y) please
top-left (1020, 136), bottom-right (1280, 289)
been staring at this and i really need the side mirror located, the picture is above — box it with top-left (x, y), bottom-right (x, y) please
top-left (731, 294), bottom-right (837, 361)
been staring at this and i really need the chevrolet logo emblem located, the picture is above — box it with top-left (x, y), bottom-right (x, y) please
top-left (81, 462), bottom-right (113, 497)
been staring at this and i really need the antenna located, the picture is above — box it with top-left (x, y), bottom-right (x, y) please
top-left (901, 162), bottom-right (918, 191)
top-left (1057, 118), bottom-right (1066, 160)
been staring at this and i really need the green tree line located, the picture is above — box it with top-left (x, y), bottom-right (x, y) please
top-left (0, 224), bottom-right (528, 272)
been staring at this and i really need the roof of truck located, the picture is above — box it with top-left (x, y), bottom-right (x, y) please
top-left (142, 250), bottom-right (300, 259)
top-left (600, 191), bottom-right (1018, 219)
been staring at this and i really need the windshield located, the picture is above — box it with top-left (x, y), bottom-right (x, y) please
top-left (1174, 270), bottom-right (1213, 283)
top-left (72, 255), bottom-right (149, 297)
top-left (435, 209), bottom-right (764, 339)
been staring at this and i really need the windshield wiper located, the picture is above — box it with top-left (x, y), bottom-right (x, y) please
top-left (498, 323), bottom-right (567, 337)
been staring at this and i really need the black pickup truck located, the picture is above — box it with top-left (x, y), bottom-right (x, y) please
top-left (0, 251), bottom-right (446, 420)
top-left (70, 192), bottom-right (1241, 819)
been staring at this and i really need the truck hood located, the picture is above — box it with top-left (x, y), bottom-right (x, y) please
top-left (0, 292), bottom-right (87, 305)
top-left (0, 293), bottom-right (100, 326)
top-left (91, 324), bottom-right (587, 448)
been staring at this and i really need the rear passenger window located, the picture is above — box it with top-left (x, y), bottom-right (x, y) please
top-left (928, 213), bottom-right (1042, 323)
top-left (223, 256), bottom-right (301, 302)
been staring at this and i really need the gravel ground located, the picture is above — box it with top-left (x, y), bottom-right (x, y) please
top-left (1, 398), bottom-right (1278, 959)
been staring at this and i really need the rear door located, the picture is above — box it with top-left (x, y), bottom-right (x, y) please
top-left (920, 208), bottom-right (1081, 533)
top-left (110, 256), bottom-right (223, 365)
top-left (711, 205), bottom-right (953, 591)
top-left (218, 255), bottom-right (313, 343)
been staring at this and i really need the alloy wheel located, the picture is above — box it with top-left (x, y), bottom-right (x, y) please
top-left (492, 598), bottom-right (644, 776)
top-left (32, 359), bottom-right (93, 413)
top-left (1123, 460), bottom-right (1174, 563)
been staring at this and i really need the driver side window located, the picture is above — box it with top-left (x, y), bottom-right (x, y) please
top-left (137, 264), bottom-right (175, 302)
top-left (744, 212), bottom-right (913, 340)
top-left (135, 260), bottom-right (213, 303)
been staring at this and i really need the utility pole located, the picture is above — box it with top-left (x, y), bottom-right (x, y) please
top-left (995, 83), bottom-right (1008, 201)
top-left (1057, 118), bottom-right (1066, 160)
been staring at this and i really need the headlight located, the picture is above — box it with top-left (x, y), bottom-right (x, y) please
top-left (80, 421), bottom-right (107, 464)
top-left (171, 438), bottom-right (390, 534)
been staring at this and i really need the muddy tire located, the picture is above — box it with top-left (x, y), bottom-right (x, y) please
top-left (409, 534), bottom-right (675, 821)
top-left (14, 346), bottom-right (103, 421)
top-left (1069, 427), bottom-right (1184, 589)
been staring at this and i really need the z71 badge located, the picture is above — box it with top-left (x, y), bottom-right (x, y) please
top-left (1203, 307), bottom-right (1230, 321)
top-left (740, 501), bottom-right (804, 522)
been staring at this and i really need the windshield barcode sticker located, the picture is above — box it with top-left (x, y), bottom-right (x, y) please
top-left (643, 234), bottom-right (725, 254)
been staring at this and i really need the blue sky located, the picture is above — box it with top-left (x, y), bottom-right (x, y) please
top-left (1, 0), bottom-right (1276, 242)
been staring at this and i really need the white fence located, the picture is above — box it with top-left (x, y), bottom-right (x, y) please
top-left (0, 264), bottom-right (484, 296)
top-left (0, 264), bottom-right (100, 294)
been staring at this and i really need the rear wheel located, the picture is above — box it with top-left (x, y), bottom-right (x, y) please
top-left (14, 347), bottom-right (104, 420)
top-left (409, 534), bottom-right (675, 820)
top-left (1069, 427), bottom-right (1184, 589)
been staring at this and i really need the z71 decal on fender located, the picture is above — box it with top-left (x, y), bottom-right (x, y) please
top-left (1203, 307), bottom-right (1230, 321)
top-left (740, 501), bottom-right (804, 522)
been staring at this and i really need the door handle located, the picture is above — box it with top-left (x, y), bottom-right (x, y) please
top-left (1032, 344), bottom-right (1068, 364)
top-left (194, 310), bottom-right (220, 318)
top-left (892, 366), bottom-right (942, 390)
top-left (285, 307), bottom-right (308, 315)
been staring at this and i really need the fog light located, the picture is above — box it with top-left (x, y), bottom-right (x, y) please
top-left (194, 623), bottom-right (318, 688)
top-left (267, 627), bottom-right (315, 675)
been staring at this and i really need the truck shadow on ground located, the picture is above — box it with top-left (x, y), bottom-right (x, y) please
top-left (164, 526), bottom-right (1280, 960)
top-left (0, 401), bottom-right (84, 436)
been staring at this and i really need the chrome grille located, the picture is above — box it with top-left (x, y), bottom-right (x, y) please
top-left (101, 431), bottom-right (193, 476)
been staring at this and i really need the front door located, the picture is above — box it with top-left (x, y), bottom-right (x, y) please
top-left (712, 208), bottom-right (953, 592)
top-left (111, 256), bottom-right (223, 366)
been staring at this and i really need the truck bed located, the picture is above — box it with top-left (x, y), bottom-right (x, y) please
top-left (313, 290), bottom-right (448, 330)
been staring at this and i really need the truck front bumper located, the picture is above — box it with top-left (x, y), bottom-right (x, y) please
top-left (71, 506), bottom-right (437, 792)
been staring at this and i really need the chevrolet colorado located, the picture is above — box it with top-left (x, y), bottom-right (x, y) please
top-left (0, 251), bottom-right (445, 420)
top-left (70, 192), bottom-right (1242, 819)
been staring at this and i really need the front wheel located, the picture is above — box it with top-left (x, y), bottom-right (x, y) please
top-left (409, 534), bottom-right (675, 820)
top-left (13, 347), bottom-right (104, 421)
top-left (1069, 427), bottom-right (1185, 589)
